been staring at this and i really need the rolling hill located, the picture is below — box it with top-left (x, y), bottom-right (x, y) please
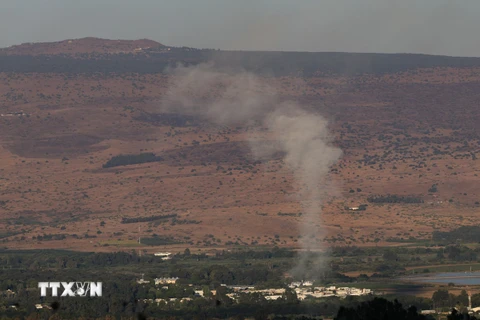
top-left (1, 38), bottom-right (479, 253)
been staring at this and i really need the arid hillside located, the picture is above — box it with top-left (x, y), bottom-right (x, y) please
top-left (0, 37), bottom-right (164, 56)
top-left (1, 39), bottom-right (479, 253)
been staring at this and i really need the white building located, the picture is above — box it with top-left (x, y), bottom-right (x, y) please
top-left (154, 252), bottom-right (172, 260)
top-left (420, 310), bottom-right (437, 315)
top-left (154, 277), bottom-right (179, 285)
top-left (265, 295), bottom-right (283, 300)
top-left (137, 279), bottom-right (150, 284)
top-left (154, 252), bottom-right (171, 257)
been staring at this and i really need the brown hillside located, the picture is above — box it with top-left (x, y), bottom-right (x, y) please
top-left (0, 37), bottom-right (164, 56)
top-left (0, 47), bottom-right (480, 253)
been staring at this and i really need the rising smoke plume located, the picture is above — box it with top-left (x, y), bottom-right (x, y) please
top-left (161, 63), bottom-right (342, 279)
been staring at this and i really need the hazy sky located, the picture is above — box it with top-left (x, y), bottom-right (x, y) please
top-left (1, 0), bottom-right (479, 56)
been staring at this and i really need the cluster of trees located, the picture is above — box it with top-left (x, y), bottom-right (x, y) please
top-left (135, 112), bottom-right (200, 127)
top-left (335, 298), bottom-right (430, 320)
top-left (170, 218), bottom-right (202, 225)
top-left (140, 236), bottom-right (182, 246)
top-left (442, 245), bottom-right (478, 262)
top-left (33, 233), bottom-right (67, 241)
top-left (0, 269), bottom-right (146, 319)
top-left (428, 184), bottom-right (438, 193)
top-left (431, 288), bottom-right (480, 318)
top-left (121, 214), bottom-right (177, 224)
top-left (329, 244), bottom-right (480, 278)
top-left (103, 152), bottom-right (164, 168)
top-left (336, 296), bottom-right (477, 319)
top-left (210, 248), bottom-right (295, 261)
top-left (0, 55), bottom-right (175, 74)
top-left (3, 248), bottom-right (480, 319)
top-left (3, 284), bottom-right (470, 320)
top-left (433, 226), bottom-right (480, 243)
top-left (0, 250), bottom-right (141, 270)
top-left (0, 249), bottom-right (297, 284)
top-left (168, 264), bottom-right (284, 286)
top-left (367, 195), bottom-right (424, 204)
top-left (160, 141), bottom-right (262, 167)
top-left (3, 50), bottom-right (480, 76)
top-left (0, 250), bottom-right (292, 318)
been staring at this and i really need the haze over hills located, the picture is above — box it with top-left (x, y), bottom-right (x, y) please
top-left (0, 37), bottom-right (165, 56)
top-left (1, 38), bottom-right (480, 254)
top-left (2, 37), bottom-right (480, 75)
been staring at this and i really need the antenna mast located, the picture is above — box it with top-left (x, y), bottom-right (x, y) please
top-left (468, 287), bottom-right (472, 310)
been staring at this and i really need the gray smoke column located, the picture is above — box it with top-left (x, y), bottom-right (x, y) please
top-left (267, 105), bottom-right (342, 278)
top-left (162, 63), bottom-right (342, 279)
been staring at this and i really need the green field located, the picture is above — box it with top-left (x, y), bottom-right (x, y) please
top-left (99, 239), bottom-right (141, 247)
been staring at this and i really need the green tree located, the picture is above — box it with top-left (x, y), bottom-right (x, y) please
top-left (433, 289), bottom-right (450, 309)
top-left (335, 298), bottom-right (427, 320)
top-left (456, 290), bottom-right (469, 307)
top-left (215, 286), bottom-right (233, 306)
top-left (202, 285), bottom-right (212, 298)
top-left (281, 287), bottom-right (299, 304)
top-left (383, 250), bottom-right (399, 262)
top-left (447, 308), bottom-right (478, 320)
top-left (238, 292), bottom-right (267, 305)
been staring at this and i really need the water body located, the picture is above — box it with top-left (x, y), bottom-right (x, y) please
top-left (404, 272), bottom-right (480, 285)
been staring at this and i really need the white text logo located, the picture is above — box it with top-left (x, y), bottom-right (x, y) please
top-left (38, 282), bottom-right (102, 297)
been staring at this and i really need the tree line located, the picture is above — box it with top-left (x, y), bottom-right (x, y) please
top-left (121, 214), bottom-right (177, 224)
top-left (103, 152), bottom-right (164, 168)
top-left (433, 226), bottom-right (480, 243)
top-left (3, 50), bottom-right (480, 76)
top-left (367, 195), bottom-right (424, 204)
